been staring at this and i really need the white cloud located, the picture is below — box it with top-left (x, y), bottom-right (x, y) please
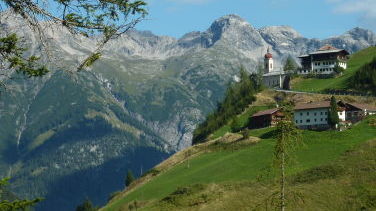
top-left (328, 0), bottom-right (376, 29)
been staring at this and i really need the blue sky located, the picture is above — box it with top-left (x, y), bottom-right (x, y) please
top-left (135, 0), bottom-right (376, 39)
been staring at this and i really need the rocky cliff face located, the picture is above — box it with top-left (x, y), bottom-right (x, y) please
top-left (0, 13), bottom-right (375, 211)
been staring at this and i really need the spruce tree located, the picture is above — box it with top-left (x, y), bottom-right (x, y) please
top-left (125, 170), bottom-right (136, 187)
top-left (273, 121), bottom-right (302, 211)
top-left (328, 96), bottom-right (339, 129)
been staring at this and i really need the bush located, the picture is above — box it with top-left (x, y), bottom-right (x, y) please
top-left (230, 117), bottom-right (243, 133)
top-left (240, 129), bottom-right (250, 139)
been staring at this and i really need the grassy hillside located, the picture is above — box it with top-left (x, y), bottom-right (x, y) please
top-left (291, 46), bottom-right (376, 92)
top-left (102, 115), bottom-right (376, 211)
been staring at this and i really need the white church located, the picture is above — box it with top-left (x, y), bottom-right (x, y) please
top-left (262, 47), bottom-right (287, 88)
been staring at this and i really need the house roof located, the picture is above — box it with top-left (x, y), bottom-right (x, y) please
top-left (298, 45), bottom-right (349, 58)
top-left (294, 101), bottom-right (331, 110)
top-left (318, 45), bottom-right (338, 51)
top-left (346, 103), bottom-right (376, 111)
top-left (309, 49), bottom-right (349, 55)
top-left (252, 108), bottom-right (280, 117)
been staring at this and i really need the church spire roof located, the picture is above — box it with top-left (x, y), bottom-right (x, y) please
top-left (264, 47), bottom-right (272, 59)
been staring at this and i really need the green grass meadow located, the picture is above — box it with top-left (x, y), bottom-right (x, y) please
top-left (292, 47), bottom-right (376, 92)
top-left (103, 116), bottom-right (376, 211)
top-left (210, 105), bottom-right (273, 139)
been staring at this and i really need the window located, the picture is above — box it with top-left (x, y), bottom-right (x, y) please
top-left (306, 119), bottom-right (311, 123)
top-left (325, 112), bottom-right (328, 115)
top-left (296, 120), bottom-right (298, 124)
top-left (307, 112), bottom-right (309, 115)
top-left (314, 119), bottom-right (317, 122)
top-left (300, 120), bottom-right (303, 123)
top-left (321, 118), bottom-right (323, 121)
top-left (314, 112), bottom-right (317, 116)
top-left (300, 112), bottom-right (303, 116)
top-left (320, 112), bottom-right (323, 115)
top-left (325, 118), bottom-right (327, 121)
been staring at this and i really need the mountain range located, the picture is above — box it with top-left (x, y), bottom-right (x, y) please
top-left (0, 13), bottom-right (375, 210)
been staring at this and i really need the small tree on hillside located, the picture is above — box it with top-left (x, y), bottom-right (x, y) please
top-left (328, 96), bottom-right (339, 129)
top-left (333, 64), bottom-right (345, 75)
top-left (273, 120), bottom-right (302, 211)
top-left (283, 56), bottom-right (297, 74)
top-left (76, 199), bottom-right (97, 211)
top-left (230, 117), bottom-right (242, 133)
top-left (125, 170), bottom-right (135, 187)
top-left (282, 75), bottom-right (291, 90)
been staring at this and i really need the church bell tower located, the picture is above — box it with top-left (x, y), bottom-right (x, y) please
top-left (264, 47), bottom-right (273, 73)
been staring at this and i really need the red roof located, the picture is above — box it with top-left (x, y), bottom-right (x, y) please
top-left (294, 101), bottom-right (331, 110)
top-left (252, 108), bottom-right (280, 117)
top-left (318, 45), bottom-right (338, 51)
top-left (346, 103), bottom-right (376, 111)
top-left (264, 53), bottom-right (272, 59)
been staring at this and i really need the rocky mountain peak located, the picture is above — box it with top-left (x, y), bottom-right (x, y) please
top-left (344, 27), bottom-right (376, 42)
top-left (208, 14), bottom-right (252, 35)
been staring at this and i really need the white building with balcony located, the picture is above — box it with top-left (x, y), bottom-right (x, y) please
top-left (297, 45), bottom-right (349, 75)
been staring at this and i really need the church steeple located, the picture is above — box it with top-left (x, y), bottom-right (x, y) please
top-left (264, 47), bottom-right (273, 73)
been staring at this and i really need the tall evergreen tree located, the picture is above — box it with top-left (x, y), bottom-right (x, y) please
top-left (328, 96), bottom-right (339, 129)
top-left (273, 121), bottom-right (302, 211)
top-left (125, 170), bottom-right (136, 187)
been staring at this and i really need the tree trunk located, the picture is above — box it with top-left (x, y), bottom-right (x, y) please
top-left (281, 152), bottom-right (286, 211)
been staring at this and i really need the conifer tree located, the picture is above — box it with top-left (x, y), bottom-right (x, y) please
top-left (273, 120), bottom-right (301, 211)
top-left (328, 96), bottom-right (339, 129)
top-left (125, 170), bottom-right (135, 187)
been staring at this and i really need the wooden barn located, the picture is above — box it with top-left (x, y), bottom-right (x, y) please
top-left (250, 108), bottom-right (284, 129)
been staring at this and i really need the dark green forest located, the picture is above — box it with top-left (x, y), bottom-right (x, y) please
top-left (192, 67), bottom-right (261, 144)
top-left (351, 57), bottom-right (376, 94)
